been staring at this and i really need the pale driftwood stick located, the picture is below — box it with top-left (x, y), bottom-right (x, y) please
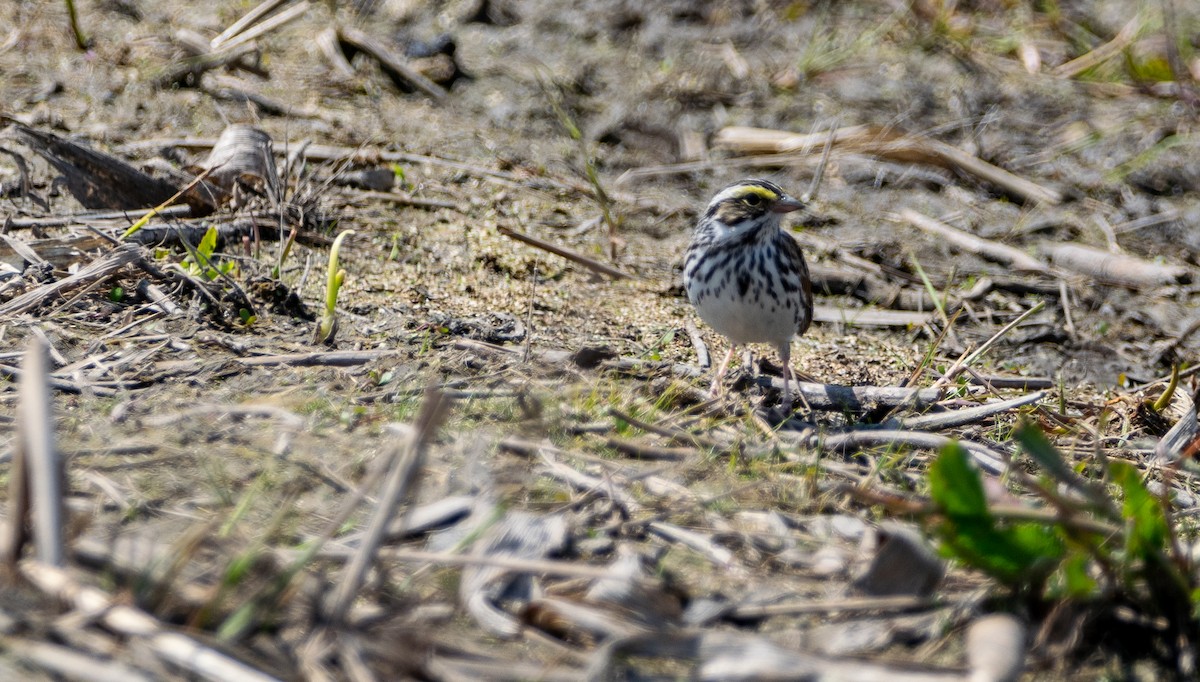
top-left (210, 0), bottom-right (291, 48)
top-left (18, 337), bottom-right (62, 567)
top-left (210, 0), bottom-right (310, 53)
top-left (896, 208), bottom-right (1050, 273)
top-left (316, 27), bottom-right (355, 81)
top-left (454, 338), bottom-right (946, 411)
top-left (498, 226), bottom-right (635, 280)
top-left (894, 390), bottom-right (1048, 431)
top-left (337, 26), bottom-right (447, 101)
top-left (1115, 208), bottom-right (1182, 234)
top-left (647, 522), bottom-right (737, 570)
top-left (716, 125), bottom-right (1063, 205)
top-left (1154, 405), bottom-right (1199, 463)
top-left (0, 243), bottom-right (141, 316)
top-left (3, 206), bottom-right (193, 229)
top-left (1038, 242), bottom-right (1193, 288)
top-left (761, 376), bottom-right (944, 411)
top-left (713, 124), bottom-right (873, 154)
top-left (819, 429), bottom-right (1006, 475)
top-left (20, 561), bottom-right (280, 682)
top-left (813, 304), bottom-right (936, 328)
top-left (135, 279), bottom-right (181, 316)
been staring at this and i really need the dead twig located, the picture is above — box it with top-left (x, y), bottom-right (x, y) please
top-left (498, 225), bottom-right (636, 280)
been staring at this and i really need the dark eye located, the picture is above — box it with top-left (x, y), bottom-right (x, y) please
top-left (743, 194), bottom-right (762, 206)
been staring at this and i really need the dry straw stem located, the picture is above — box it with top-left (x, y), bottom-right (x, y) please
top-left (17, 336), bottom-right (63, 567)
top-left (716, 125), bottom-right (1063, 205)
top-left (20, 561), bottom-right (280, 682)
top-left (1052, 15), bottom-right (1142, 79)
top-left (818, 429), bottom-right (1006, 475)
top-left (0, 243), bottom-right (142, 316)
top-left (121, 166), bottom-right (218, 240)
top-left (210, 0), bottom-right (292, 48)
top-left (323, 386), bottom-right (451, 623)
top-left (209, 0), bottom-right (311, 53)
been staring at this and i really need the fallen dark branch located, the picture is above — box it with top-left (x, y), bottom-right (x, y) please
top-left (498, 226), bottom-right (635, 280)
top-left (336, 26), bottom-right (447, 101)
top-left (892, 390), bottom-right (1048, 431)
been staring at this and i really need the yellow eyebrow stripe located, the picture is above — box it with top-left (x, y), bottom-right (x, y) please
top-left (733, 186), bottom-right (778, 201)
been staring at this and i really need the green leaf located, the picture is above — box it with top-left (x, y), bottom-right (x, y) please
top-left (197, 224), bottom-right (219, 259)
top-left (108, 286), bottom-right (124, 302)
top-left (1109, 459), bottom-right (1168, 559)
top-left (929, 442), bottom-right (1063, 583)
top-left (929, 441), bottom-right (988, 518)
top-left (1050, 552), bottom-right (1098, 598)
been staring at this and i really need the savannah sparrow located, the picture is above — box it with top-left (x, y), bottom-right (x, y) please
top-left (683, 179), bottom-right (814, 405)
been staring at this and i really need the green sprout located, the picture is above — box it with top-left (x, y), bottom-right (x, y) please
top-left (181, 225), bottom-right (236, 280)
top-left (313, 229), bottom-right (355, 345)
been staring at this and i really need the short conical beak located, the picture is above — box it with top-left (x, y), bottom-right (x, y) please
top-left (772, 196), bottom-right (804, 214)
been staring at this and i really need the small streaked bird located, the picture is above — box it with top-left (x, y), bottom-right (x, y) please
top-left (683, 179), bottom-right (814, 406)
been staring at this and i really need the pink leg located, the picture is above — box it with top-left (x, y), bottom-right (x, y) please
top-left (779, 344), bottom-right (793, 407)
top-left (709, 345), bottom-right (737, 397)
